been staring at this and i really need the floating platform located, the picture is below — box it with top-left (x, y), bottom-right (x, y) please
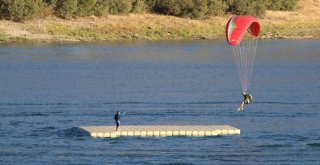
top-left (78, 125), bottom-right (240, 138)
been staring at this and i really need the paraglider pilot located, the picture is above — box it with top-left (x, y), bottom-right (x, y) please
top-left (238, 92), bottom-right (253, 111)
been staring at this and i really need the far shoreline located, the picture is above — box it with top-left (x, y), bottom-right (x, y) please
top-left (0, 32), bottom-right (318, 44)
top-left (0, 11), bottom-right (319, 44)
top-left (1, 36), bottom-right (318, 45)
top-left (0, 35), bottom-right (318, 45)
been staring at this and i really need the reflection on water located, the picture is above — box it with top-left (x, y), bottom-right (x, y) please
top-left (0, 40), bottom-right (319, 164)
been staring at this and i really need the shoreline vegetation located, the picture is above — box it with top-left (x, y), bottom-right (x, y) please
top-left (0, 0), bottom-right (319, 43)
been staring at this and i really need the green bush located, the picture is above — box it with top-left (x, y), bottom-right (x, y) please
top-left (225, 0), bottom-right (265, 17)
top-left (3, 0), bottom-right (26, 21)
top-left (56, 0), bottom-right (78, 19)
top-left (76, 0), bottom-right (97, 16)
top-left (108, 0), bottom-right (133, 14)
top-left (206, 0), bottom-right (228, 16)
top-left (191, 0), bottom-right (208, 18)
top-left (179, 0), bottom-right (195, 17)
top-left (254, 1), bottom-right (266, 17)
top-left (265, 0), bottom-right (299, 11)
top-left (154, 0), bottom-right (179, 15)
top-left (0, 0), bottom-right (46, 22)
top-left (154, 0), bottom-right (194, 17)
top-left (132, 0), bottom-right (147, 13)
top-left (144, 0), bottom-right (159, 12)
top-left (94, 0), bottom-right (109, 16)
top-left (44, 0), bottom-right (58, 7)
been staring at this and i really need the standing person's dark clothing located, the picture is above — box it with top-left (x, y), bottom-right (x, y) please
top-left (114, 111), bottom-right (121, 131)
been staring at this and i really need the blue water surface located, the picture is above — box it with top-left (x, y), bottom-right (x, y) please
top-left (0, 40), bottom-right (319, 164)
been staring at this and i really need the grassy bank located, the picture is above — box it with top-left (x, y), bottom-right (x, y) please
top-left (0, 0), bottom-right (319, 43)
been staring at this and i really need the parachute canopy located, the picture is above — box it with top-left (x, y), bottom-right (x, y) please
top-left (226, 15), bottom-right (260, 93)
top-left (226, 15), bottom-right (260, 46)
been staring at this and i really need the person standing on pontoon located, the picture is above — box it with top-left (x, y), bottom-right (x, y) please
top-left (114, 111), bottom-right (121, 131)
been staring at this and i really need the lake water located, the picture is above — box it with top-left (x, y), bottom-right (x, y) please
top-left (0, 40), bottom-right (319, 164)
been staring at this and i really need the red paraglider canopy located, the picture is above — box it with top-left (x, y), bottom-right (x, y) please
top-left (226, 15), bottom-right (260, 46)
